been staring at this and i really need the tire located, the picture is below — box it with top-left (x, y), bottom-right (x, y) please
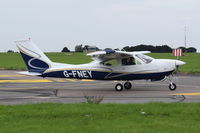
top-left (124, 82), bottom-right (132, 90)
top-left (169, 83), bottom-right (177, 91)
top-left (115, 84), bottom-right (123, 91)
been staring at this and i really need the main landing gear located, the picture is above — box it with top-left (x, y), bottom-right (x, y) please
top-left (115, 81), bottom-right (132, 91)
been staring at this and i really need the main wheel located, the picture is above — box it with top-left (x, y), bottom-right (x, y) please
top-left (169, 83), bottom-right (176, 91)
top-left (124, 82), bottom-right (132, 90)
top-left (115, 83), bottom-right (123, 91)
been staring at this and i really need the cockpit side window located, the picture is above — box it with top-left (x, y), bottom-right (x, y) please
top-left (121, 57), bottom-right (136, 65)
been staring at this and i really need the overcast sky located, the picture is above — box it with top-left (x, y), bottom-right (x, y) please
top-left (0, 0), bottom-right (199, 52)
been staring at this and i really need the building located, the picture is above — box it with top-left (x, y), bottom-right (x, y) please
top-left (83, 45), bottom-right (99, 53)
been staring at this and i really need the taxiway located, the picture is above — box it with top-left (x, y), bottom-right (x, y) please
top-left (0, 70), bottom-right (200, 104)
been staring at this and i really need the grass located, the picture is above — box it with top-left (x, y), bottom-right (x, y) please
top-left (0, 103), bottom-right (200, 133)
top-left (0, 52), bottom-right (91, 70)
top-left (0, 52), bottom-right (25, 70)
top-left (0, 52), bottom-right (199, 73)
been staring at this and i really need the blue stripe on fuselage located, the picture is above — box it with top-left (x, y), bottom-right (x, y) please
top-left (42, 70), bottom-right (173, 81)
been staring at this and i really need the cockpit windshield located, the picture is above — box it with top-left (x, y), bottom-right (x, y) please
top-left (135, 54), bottom-right (154, 64)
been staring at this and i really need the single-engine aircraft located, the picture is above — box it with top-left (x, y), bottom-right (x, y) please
top-left (16, 39), bottom-right (185, 91)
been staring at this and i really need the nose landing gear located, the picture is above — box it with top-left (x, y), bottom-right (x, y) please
top-left (115, 81), bottom-right (132, 91)
top-left (169, 83), bottom-right (177, 91)
top-left (167, 74), bottom-right (177, 91)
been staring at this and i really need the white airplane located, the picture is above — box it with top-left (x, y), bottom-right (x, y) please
top-left (16, 39), bottom-right (185, 91)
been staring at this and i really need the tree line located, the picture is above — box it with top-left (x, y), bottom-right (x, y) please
top-left (6, 44), bottom-right (197, 53)
top-left (122, 45), bottom-right (197, 53)
top-left (61, 44), bottom-right (197, 53)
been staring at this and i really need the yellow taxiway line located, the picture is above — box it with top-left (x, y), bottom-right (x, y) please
top-left (0, 79), bottom-right (52, 83)
top-left (49, 79), bottom-right (67, 82)
top-left (65, 79), bottom-right (77, 82)
top-left (0, 75), bottom-right (26, 77)
top-left (0, 79), bottom-right (95, 83)
top-left (172, 93), bottom-right (200, 96)
top-left (81, 79), bottom-right (94, 82)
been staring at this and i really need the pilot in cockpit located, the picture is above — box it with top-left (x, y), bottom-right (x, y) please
top-left (122, 57), bottom-right (136, 65)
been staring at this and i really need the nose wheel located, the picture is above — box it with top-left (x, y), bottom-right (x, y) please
top-left (115, 81), bottom-right (132, 91)
top-left (169, 83), bottom-right (176, 91)
top-left (167, 75), bottom-right (177, 91)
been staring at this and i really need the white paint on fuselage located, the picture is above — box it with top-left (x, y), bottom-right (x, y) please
top-left (45, 58), bottom-right (179, 74)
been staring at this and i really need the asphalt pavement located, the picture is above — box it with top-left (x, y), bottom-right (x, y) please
top-left (0, 70), bottom-right (200, 104)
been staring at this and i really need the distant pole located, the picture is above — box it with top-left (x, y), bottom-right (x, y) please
top-left (184, 26), bottom-right (187, 52)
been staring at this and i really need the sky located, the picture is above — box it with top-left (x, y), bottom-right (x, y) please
top-left (0, 0), bottom-right (199, 52)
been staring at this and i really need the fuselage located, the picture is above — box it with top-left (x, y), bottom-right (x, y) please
top-left (15, 39), bottom-right (185, 81)
top-left (42, 59), bottom-right (184, 81)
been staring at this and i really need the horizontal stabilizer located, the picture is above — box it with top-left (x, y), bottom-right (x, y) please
top-left (17, 71), bottom-right (42, 76)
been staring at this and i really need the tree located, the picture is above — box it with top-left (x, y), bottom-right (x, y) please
top-left (7, 50), bottom-right (14, 53)
top-left (122, 46), bottom-right (131, 51)
top-left (104, 48), bottom-right (112, 51)
top-left (75, 44), bottom-right (83, 52)
top-left (155, 45), bottom-right (172, 53)
top-left (178, 47), bottom-right (186, 52)
top-left (122, 44), bottom-right (197, 53)
top-left (186, 47), bottom-right (197, 53)
top-left (122, 44), bottom-right (172, 53)
top-left (61, 47), bottom-right (70, 52)
top-left (178, 47), bottom-right (197, 53)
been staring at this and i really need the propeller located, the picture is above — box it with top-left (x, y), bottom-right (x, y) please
top-left (174, 61), bottom-right (180, 75)
top-left (174, 60), bottom-right (185, 74)
top-left (173, 60), bottom-right (185, 83)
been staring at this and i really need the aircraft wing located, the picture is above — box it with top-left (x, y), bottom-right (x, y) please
top-left (87, 50), bottom-right (151, 61)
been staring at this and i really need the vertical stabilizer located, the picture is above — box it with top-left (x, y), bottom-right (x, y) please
top-left (16, 39), bottom-right (52, 73)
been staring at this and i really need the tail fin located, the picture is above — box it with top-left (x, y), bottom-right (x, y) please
top-left (16, 39), bottom-right (52, 73)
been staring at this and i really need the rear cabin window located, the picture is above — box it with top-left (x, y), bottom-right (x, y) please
top-left (103, 59), bottom-right (118, 66)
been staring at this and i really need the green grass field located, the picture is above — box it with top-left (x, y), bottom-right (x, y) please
top-left (0, 52), bottom-right (199, 73)
top-left (0, 52), bottom-right (92, 70)
top-left (0, 103), bottom-right (200, 133)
